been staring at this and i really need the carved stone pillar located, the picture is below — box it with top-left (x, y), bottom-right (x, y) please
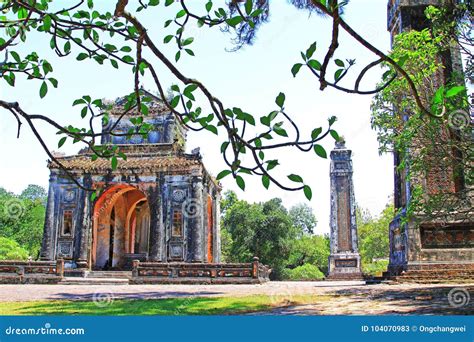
top-left (213, 190), bottom-right (221, 262)
top-left (147, 185), bottom-right (162, 261)
top-left (191, 177), bottom-right (204, 262)
top-left (327, 140), bottom-right (363, 280)
top-left (40, 172), bottom-right (57, 261)
top-left (76, 175), bottom-right (92, 269)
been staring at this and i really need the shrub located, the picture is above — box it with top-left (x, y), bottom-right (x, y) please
top-left (362, 259), bottom-right (389, 277)
top-left (282, 263), bottom-right (325, 280)
top-left (0, 237), bottom-right (29, 260)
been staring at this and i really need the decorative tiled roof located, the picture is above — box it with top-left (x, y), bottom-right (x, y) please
top-left (48, 153), bottom-right (202, 172)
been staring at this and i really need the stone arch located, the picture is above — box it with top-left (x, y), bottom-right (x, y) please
top-left (92, 184), bottom-right (150, 270)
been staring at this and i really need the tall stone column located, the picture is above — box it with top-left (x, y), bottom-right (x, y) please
top-left (327, 140), bottom-right (363, 280)
top-left (191, 177), bottom-right (204, 262)
top-left (147, 185), bottom-right (162, 261)
top-left (76, 175), bottom-right (92, 269)
top-left (40, 172), bottom-right (57, 261)
top-left (213, 191), bottom-right (221, 262)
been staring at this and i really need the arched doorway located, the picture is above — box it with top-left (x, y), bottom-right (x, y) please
top-left (92, 185), bottom-right (150, 270)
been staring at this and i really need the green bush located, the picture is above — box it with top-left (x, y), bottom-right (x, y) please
top-left (282, 263), bottom-right (325, 280)
top-left (362, 259), bottom-right (389, 277)
top-left (0, 237), bottom-right (29, 260)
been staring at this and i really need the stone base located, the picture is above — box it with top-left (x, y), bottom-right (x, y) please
top-left (386, 261), bottom-right (474, 283)
top-left (327, 253), bottom-right (363, 280)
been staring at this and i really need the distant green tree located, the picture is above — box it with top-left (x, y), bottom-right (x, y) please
top-left (289, 203), bottom-right (317, 235)
top-left (221, 193), bottom-right (297, 279)
top-left (20, 184), bottom-right (47, 202)
top-left (357, 203), bottom-right (393, 264)
top-left (286, 234), bottom-right (330, 274)
top-left (0, 185), bottom-right (46, 259)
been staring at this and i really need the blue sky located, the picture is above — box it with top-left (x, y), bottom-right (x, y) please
top-left (0, 0), bottom-right (394, 233)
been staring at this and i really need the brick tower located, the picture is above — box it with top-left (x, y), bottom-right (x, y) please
top-left (386, 0), bottom-right (473, 280)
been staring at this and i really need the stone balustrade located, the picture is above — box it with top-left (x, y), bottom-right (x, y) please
top-left (131, 257), bottom-right (271, 284)
top-left (0, 259), bottom-right (64, 284)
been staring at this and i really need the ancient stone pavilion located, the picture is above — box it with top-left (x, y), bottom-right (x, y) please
top-left (327, 140), bottom-right (363, 280)
top-left (39, 92), bottom-right (222, 271)
top-left (386, 0), bottom-right (474, 279)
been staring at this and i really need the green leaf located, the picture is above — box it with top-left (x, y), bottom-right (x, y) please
top-left (58, 137), bottom-right (67, 148)
top-left (334, 68), bottom-right (344, 82)
top-left (328, 116), bottom-right (337, 126)
top-left (226, 16), bottom-right (243, 27)
top-left (163, 35), bottom-right (174, 44)
top-left (216, 170), bottom-right (232, 180)
top-left (182, 37), bottom-right (194, 46)
top-left (303, 185), bottom-right (312, 201)
top-left (288, 174), bottom-right (303, 183)
top-left (64, 41), bottom-right (71, 53)
top-left (4, 72), bottom-right (15, 87)
top-left (334, 59), bottom-right (345, 67)
top-left (39, 81), bottom-right (48, 98)
top-left (205, 125), bottom-right (218, 135)
top-left (308, 59), bottom-right (321, 71)
top-left (48, 78), bottom-right (58, 88)
top-left (76, 53), bottom-right (88, 61)
top-left (165, 0), bottom-right (174, 6)
top-left (110, 59), bottom-right (119, 69)
top-left (445, 86), bottom-right (465, 98)
top-left (43, 14), bottom-right (52, 31)
top-left (273, 125), bottom-right (288, 137)
top-left (432, 86), bottom-right (445, 105)
top-left (175, 50), bottom-right (181, 62)
top-left (291, 63), bottom-right (303, 77)
top-left (185, 49), bottom-right (194, 56)
top-left (313, 144), bottom-right (327, 159)
top-left (261, 175), bottom-right (270, 189)
top-left (205, 1), bottom-right (213, 12)
top-left (245, 0), bottom-right (253, 15)
top-left (220, 141), bottom-right (229, 153)
top-left (266, 159), bottom-right (279, 171)
top-left (305, 42), bottom-right (317, 59)
top-left (81, 106), bottom-right (88, 118)
top-left (170, 95), bottom-right (180, 108)
top-left (72, 98), bottom-right (85, 106)
top-left (311, 127), bottom-right (322, 140)
top-left (111, 156), bottom-right (118, 170)
top-left (235, 175), bottom-right (245, 191)
top-left (10, 51), bottom-right (21, 63)
top-left (176, 9), bottom-right (186, 18)
top-left (275, 92), bottom-right (285, 108)
top-left (330, 129), bottom-right (340, 141)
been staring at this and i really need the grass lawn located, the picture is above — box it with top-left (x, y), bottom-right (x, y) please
top-left (0, 295), bottom-right (329, 315)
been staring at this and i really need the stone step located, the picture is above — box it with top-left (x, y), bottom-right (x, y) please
top-left (60, 277), bottom-right (129, 285)
top-left (86, 271), bottom-right (132, 279)
top-left (405, 263), bottom-right (474, 271)
top-left (392, 278), bottom-right (474, 284)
